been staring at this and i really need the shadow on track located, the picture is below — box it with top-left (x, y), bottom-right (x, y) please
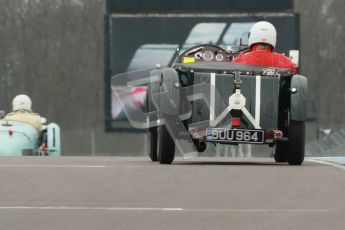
top-left (172, 161), bottom-right (290, 166)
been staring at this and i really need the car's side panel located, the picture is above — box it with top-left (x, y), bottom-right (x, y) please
top-left (0, 120), bottom-right (38, 156)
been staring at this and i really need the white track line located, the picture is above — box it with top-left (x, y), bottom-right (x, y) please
top-left (308, 159), bottom-right (345, 171)
top-left (0, 206), bottom-right (329, 213)
top-left (0, 165), bottom-right (106, 168)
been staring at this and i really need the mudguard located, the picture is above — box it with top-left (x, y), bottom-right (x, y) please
top-left (290, 75), bottom-right (308, 121)
top-left (0, 120), bottom-right (38, 156)
top-left (46, 123), bottom-right (61, 156)
top-left (159, 68), bottom-right (180, 116)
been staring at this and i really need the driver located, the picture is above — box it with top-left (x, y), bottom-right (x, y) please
top-left (232, 21), bottom-right (297, 74)
top-left (4, 94), bottom-right (43, 133)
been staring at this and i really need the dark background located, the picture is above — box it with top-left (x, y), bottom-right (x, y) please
top-left (105, 0), bottom-right (298, 130)
top-left (106, 0), bottom-right (293, 13)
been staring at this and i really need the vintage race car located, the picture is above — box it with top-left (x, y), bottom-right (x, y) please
top-left (0, 114), bottom-right (61, 156)
top-left (145, 44), bottom-right (307, 165)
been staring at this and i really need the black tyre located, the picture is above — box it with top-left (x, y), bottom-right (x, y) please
top-left (287, 121), bottom-right (305, 165)
top-left (274, 142), bottom-right (288, 163)
top-left (148, 127), bottom-right (158, 161)
top-left (157, 125), bottom-right (175, 164)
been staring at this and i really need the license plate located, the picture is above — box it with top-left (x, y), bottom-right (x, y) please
top-left (206, 128), bottom-right (264, 144)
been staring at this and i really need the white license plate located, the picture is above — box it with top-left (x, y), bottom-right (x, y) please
top-left (206, 128), bottom-right (264, 144)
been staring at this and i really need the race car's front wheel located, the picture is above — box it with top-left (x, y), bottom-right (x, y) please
top-left (157, 124), bottom-right (175, 164)
top-left (287, 121), bottom-right (305, 165)
top-left (148, 127), bottom-right (158, 161)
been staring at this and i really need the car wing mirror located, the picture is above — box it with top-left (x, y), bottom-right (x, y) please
top-left (239, 32), bottom-right (250, 46)
top-left (0, 110), bottom-right (5, 119)
top-left (289, 50), bottom-right (299, 66)
top-left (41, 117), bottom-right (47, 124)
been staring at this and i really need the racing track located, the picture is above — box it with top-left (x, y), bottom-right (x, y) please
top-left (0, 156), bottom-right (345, 230)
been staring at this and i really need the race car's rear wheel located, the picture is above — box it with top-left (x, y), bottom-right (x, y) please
top-left (148, 127), bottom-right (158, 161)
top-left (274, 142), bottom-right (288, 162)
top-left (287, 121), bottom-right (305, 165)
top-left (157, 124), bottom-right (175, 164)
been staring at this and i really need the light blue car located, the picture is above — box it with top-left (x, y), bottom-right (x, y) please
top-left (0, 117), bottom-right (61, 156)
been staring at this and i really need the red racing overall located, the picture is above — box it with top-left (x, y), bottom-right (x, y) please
top-left (233, 44), bottom-right (297, 74)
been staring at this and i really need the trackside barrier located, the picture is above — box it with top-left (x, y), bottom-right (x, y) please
top-left (306, 129), bottom-right (345, 156)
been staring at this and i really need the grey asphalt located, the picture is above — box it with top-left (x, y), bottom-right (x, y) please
top-left (0, 156), bottom-right (344, 230)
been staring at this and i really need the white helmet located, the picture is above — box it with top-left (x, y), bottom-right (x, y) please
top-left (12, 94), bottom-right (32, 112)
top-left (248, 21), bottom-right (277, 48)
